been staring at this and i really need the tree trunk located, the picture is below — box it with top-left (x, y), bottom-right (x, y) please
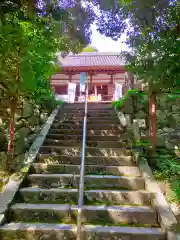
top-left (128, 72), bottom-right (135, 89)
top-left (6, 62), bottom-right (20, 171)
top-left (7, 97), bottom-right (17, 170)
top-left (149, 92), bottom-right (157, 161)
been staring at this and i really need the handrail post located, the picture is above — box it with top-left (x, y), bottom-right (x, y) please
top-left (76, 83), bottom-right (88, 240)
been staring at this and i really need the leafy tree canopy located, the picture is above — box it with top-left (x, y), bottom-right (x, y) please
top-left (82, 45), bottom-right (98, 52)
top-left (122, 1), bottom-right (180, 92)
top-left (0, 0), bottom-right (179, 92)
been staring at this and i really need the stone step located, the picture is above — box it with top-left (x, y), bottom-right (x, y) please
top-left (55, 116), bottom-right (119, 121)
top-left (46, 134), bottom-right (130, 141)
top-left (39, 145), bottom-right (82, 155)
top-left (27, 174), bottom-right (145, 190)
top-left (20, 188), bottom-right (153, 205)
top-left (87, 141), bottom-right (127, 148)
top-left (63, 105), bottom-right (112, 108)
top-left (48, 128), bottom-right (124, 135)
top-left (54, 119), bottom-right (120, 124)
top-left (0, 223), bottom-right (165, 240)
top-left (64, 105), bottom-right (113, 109)
top-left (61, 112), bottom-right (116, 117)
top-left (39, 146), bottom-right (132, 157)
top-left (87, 147), bottom-right (132, 157)
top-left (64, 102), bottom-right (111, 106)
top-left (37, 154), bottom-right (134, 166)
top-left (63, 109), bottom-right (115, 113)
top-left (51, 123), bottom-right (122, 130)
top-left (31, 164), bottom-right (141, 176)
top-left (82, 225), bottom-right (165, 240)
top-left (58, 115), bottom-right (117, 120)
top-left (64, 107), bottom-right (113, 111)
top-left (49, 128), bottom-right (83, 135)
top-left (87, 119), bottom-right (120, 124)
top-left (43, 139), bottom-right (126, 148)
top-left (58, 112), bottom-right (117, 117)
top-left (0, 223), bottom-right (76, 239)
top-left (63, 107), bottom-right (113, 110)
top-left (10, 203), bottom-right (158, 226)
top-left (43, 139), bottom-right (82, 147)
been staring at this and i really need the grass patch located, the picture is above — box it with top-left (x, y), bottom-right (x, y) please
top-left (0, 170), bottom-right (10, 192)
top-left (150, 149), bottom-right (180, 204)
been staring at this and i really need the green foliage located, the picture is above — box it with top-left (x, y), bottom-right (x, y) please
top-left (153, 151), bottom-right (180, 203)
top-left (123, 2), bottom-right (180, 92)
top-left (55, 100), bottom-right (64, 106)
top-left (156, 152), bottom-right (180, 178)
top-left (112, 99), bottom-right (124, 109)
top-left (167, 93), bottom-right (180, 101)
top-left (0, 15), bottom-right (58, 99)
top-left (112, 89), bottom-right (140, 109)
top-left (82, 45), bottom-right (98, 52)
top-left (134, 139), bottom-right (152, 147)
top-left (0, 4), bottom-right (87, 173)
top-left (0, 10), bottom-right (85, 107)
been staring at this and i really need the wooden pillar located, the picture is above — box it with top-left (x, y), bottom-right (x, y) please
top-left (68, 74), bottom-right (72, 82)
top-left (122, 84), bottom-right (125, 96)
top-left (108, 73), bottom-right (114, 100)
top-left (149, 92), bottom-right (157, 157)
top-left (94, 84), bottom-right (97, 97)
top-left (90, 74), bottom-right (92, 84)
top-left (110, 74), bottom-right (113, 84)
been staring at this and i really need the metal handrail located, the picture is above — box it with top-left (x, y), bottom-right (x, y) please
top-left (76, 83), bottom-right (88, 240)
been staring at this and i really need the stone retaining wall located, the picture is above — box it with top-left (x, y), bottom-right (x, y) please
top-left (0, 98), bottom-right (51, 188)
top-left (120, 92), bottom-right (180, 154)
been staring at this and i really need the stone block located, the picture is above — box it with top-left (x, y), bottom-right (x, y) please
top-left (135, 110), bottom-right (145, 119)
top-left (27, 115), bottom-right (39, 126)
top-left (15, 119), bottom-right (25, 129)
top-left (172, 114), bottom-right (180, 122)
top-left (14, 128), bottom-right (30, 155)
top-left (156, 135), bottom-right (165, 147)
top-left (13, 153), bottom-right (25, 165)
top-left (40, 113), bottom-right (48, 124)
top-left (22, 102), bottom-right (33, 118)
top-left (117, 112), bottom-right (127, 127)
top-left (16, 127), bottom-right (30, 139)
top-left (163, 127), bottom-right (174, 133)
top-left (123, 105), bottom-right (134, 114)
top-left (157, 110), bottom-right (167, 121)
top-left (165, 141), bottom-right (175, 150)
top-left (172, 105), bottom-right (180, 113)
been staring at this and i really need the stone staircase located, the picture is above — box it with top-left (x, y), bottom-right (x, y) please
top-left (0, 103), bottom-right (165, 239)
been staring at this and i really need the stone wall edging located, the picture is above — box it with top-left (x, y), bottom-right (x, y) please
top-left (0, 105), bottom-right (61, 225)
top-left (131, 121), bottom-right (180, 239)
top-left (139, 158), bottom-right (180, 240)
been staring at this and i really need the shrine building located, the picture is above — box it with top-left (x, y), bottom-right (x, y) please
top-left (51, 52), bottom-right (131, 102)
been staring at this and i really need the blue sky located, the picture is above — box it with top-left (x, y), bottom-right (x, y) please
top-left (90, 24), bottom-right (128, 52)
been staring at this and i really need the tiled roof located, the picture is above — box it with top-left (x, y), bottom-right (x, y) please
top-left (59, 52), bottom-right (125, 68)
